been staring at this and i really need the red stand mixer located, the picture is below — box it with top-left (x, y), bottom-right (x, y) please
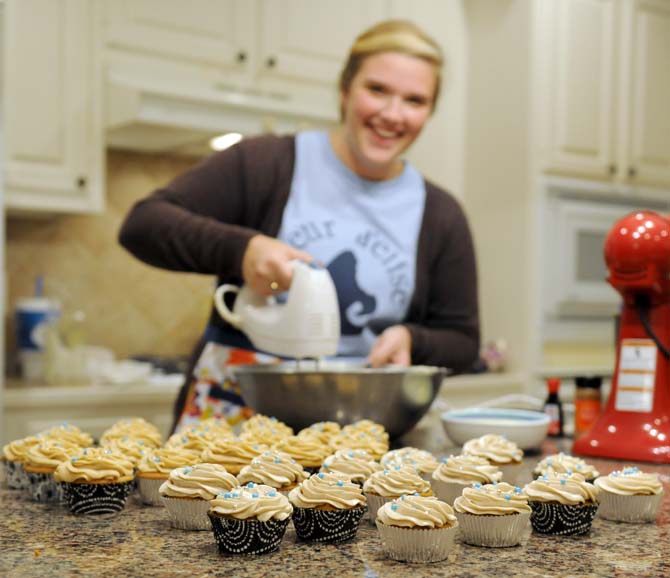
top-left (573, 210), bottom-right (670, 463)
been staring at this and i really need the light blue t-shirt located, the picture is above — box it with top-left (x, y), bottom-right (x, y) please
top-left (277, 131), bottom-right (426, 356)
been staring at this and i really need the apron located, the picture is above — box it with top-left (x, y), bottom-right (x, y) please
top-left (174, 341), bottom-right (278, 433)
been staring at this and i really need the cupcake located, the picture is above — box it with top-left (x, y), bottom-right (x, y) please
top-left (297, 421), bottom-right (342, 445)
top-left (136, 447), bottom-right (201, 505)
top-left (2, 435), bottom-right (43, 490)
top-left (453, 482), bottom-right (531, 547)
top-left (23, 440), bottom-right (81, 503)
top-left (462, 434), bottom-right (524, 483)
top-left (165, 428), bottom-right (222, 453)
top-left (208, 483), bottom-right (293, 555)
top-left (200, 438), bottom-right (268, 475)
top-left (594, 467), bottom-right (664, 523)
top-left (237, 450), bottom-right (308, 495)
top-left (431, 455), bottom-right (503, 504)
top-left (320, 448), bottom-right (383, 486)
top-left (100, 436), bottom-right (152, 466)
top-left (363, 465), bottom-right (433, 523)
top-left (289, 472), bottom-right (367, 543)
top-left (240, 415), bottom-right (294, 446)
top-left (159, 463), bottom-right (238, 530)
top-left (43, 423), bottom-right (94, 448)
top-left (329, 420), bottom-right (390, 460)
top-left (376, 494), bottom-right (459, 563)
top-left (100, 417), bottom-right (162, 448)
top-left (272, 436), bottom-right (332, 473)
top-left (524, 472), bottom-right (599, 535)
top-left (381, 447), bottom-right (439, 481)
top-left (533, 453), bottom-right (600, 482)
top-left (54, 447), bottom-right (135, 515)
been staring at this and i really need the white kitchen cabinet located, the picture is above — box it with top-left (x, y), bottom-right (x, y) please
top-left (3, 0), bottom-right (104, 215)
top-left (540, 0), bottom-right (670, 189)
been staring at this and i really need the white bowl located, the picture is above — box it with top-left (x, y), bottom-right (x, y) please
top-left (440, 408), bottom-right (550, 450)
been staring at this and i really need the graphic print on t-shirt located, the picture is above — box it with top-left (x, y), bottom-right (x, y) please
top-left (327, 251), bottom-right (376, 335)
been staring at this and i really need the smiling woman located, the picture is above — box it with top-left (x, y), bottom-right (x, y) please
top-left (118, 19), bottom-right (480, 433)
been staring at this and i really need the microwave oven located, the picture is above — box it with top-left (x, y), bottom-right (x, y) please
top-left (542, 193), bottom-right (669, 321)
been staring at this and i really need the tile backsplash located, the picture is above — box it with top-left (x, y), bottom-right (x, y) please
top-left (5, 150), bottom-right (216, 372)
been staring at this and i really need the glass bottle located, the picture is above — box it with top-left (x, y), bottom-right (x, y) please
top-left (574, 376), bottom-right (602, 435)
top-left (543, 377), bottom-right (564, 437)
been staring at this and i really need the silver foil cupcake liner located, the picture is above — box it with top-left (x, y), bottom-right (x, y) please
top-left (456, 511), bottom-right (530, 547)
top-left (292, 505), bottom-right (367, 543)
top-left (375, 520), bottom-right (459, 563)
top-left (598, 492), bottom-right (663, 523)
top-left (61, 481), bottom-right (133, 515)
top-left (208, 514), bottom-right (290, 555)
top-left (529, 501), bottom-right (598, 535)
top-left (161, 496), bottom-right (212, 530)
top-left (431, 480), bottom-right (467, 505)
top-left (26, 471), bottom-right (66, 503)
top-left (137, 476), bottom-right (166, 506)
top-left (364, 493), bottom-right (392, 524)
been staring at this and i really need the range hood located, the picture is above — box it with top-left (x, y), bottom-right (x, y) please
top-left (105, 73), bottom-right (338, 157)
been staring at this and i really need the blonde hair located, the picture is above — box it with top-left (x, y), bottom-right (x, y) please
top-left (338, 20), bottom-right (444, 119)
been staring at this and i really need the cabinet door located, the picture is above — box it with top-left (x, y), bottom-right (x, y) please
top-left (541, 0), bottom-right (619, 180)
top-left (4, 0), bottom-right (104, 214)
top-left (621, 0), bottom-right (670, 187)
top-left (103, 0), bottom-right (252, 71)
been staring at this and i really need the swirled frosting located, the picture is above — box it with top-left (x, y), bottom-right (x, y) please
top-left (343, 420), bottom-right (389, 439)
top-left (159, 463), bottom-right (238, 500)
top-left (454, 482), bottom-right (531, 515)
top-left (24, 440), bottom-right (81, 472)
top-left (432, 454), bottom-right (503, 485)
top-left (329, 431), bottom-right (389, 460)
top-left (43, 423), bottom-right (94, 447)
top-left (320, 448), bottom-right (383, 483)
top-left (297, 421), bottom-right (342, 445)
top-left (192, 417), bottom-right (233, 436)
top-left (240, 415), bottom-right (293, 445)
top-left (100, 418), bottom-right (162, 448)
top-left (462, 434), bottom-right (523, 464)
top-left (54, 447), bottom-right (135, 483)
top-left (594, 467), bottom-right (663, 496)
top-left (209, 483), bottom-right (293, 522)
top-left (165, 429), bottom-right (220, 453)
top-left (201, 438), bottom-right (268, 472)
top-left (381, 447), bottom-right (439, 475)
top-left (2, 436), bottom-right (43, 462)
top-left (272, 436), bottom-right (331, 467)
top-left (362, 466), bottom-right (432, 498)
top-left (288, 472), bottom-right (366, 509)
top-left (237, 450), bottom-right (308, 488)
top-left (377, 495), bottom-right (457, 528)
top-left (533, 453), bottom-right (600, 479)
top-left (136, 447), bottom-right (201, 475)
top-left (524, 472), bottom-right (599, 505)
top-left (101, 436), bottom-right (152, 464)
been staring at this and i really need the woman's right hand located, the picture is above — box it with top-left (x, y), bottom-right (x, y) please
top-left (242, 234), bottom-right (313, 296)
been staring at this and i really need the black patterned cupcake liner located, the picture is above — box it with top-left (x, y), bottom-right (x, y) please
top-left (26, 471), bottom-right (65, 503)
top-left (60, 481), bottom-right (134, 515)
top-left (3, 460), bottom-right (30, 490)
top-left (208, 514), bottom-right (290, 555)
top-left (529, 501), bottom-right (598, 536)
top-left (292, 505), bottom-right (367, 543)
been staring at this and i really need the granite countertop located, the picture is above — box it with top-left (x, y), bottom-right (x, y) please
top-left (1, 431), bottom-right (668, 578)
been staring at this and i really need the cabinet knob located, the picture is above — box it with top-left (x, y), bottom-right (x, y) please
top-left (236, 51), bottom-right (247, 63)
top-left (76, 176), bottom-right (87, 189)
top-left (628, 167), bottom-right (637, 178)
top-left (608, 164), bottom-right (616, 176)
top-left (266, 56), bottom-right (277, 68)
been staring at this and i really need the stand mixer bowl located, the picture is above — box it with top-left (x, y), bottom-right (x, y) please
top-left (231, 361), bottom-right (447, 439)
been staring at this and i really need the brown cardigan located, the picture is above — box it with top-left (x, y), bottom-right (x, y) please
top-left (119, 134), bottom-right (480, 369)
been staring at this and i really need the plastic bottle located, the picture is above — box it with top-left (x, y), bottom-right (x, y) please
top-left (574, 376), bottom-right (602, 435)
top-left (543, 377), bottom-right (564, 437)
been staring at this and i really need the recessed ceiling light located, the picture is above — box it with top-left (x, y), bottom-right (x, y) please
top-left (209, 132), bottom-right (243, 151)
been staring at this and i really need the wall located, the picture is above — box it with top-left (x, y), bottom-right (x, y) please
top-left (4, 150), bottom-right (214, 371)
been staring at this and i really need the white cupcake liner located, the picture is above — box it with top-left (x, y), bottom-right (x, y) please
top-left (161, 496), bottom-right (212, 530)
top-left (598, 492), bottom-right (663, 523)
top-left (431, 480), bottom-right (467, 505)
top-left (137, 476), bottom-right (167, 506)
top-left (456, 511), bottom-right (530, 547)
top-left (375, 520), bottom-right (458, 563)
top-left (497, 462), bottom-right (522, 484)
top-left (364, 493), bottom-right (392, 524)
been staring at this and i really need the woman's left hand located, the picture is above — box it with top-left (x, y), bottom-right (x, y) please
top-left (367, 325), bottom-right (412, 367)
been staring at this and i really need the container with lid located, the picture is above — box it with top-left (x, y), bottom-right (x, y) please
top-left (574, 376), bottom-right (602, 436)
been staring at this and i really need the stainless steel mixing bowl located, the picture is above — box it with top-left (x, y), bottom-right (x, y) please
top-left (232, 361), bottom-right (447, 439)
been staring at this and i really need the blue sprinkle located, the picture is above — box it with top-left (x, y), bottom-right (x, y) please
top-left (181, 437), bottom-right (187, 443)
top-left (247, 482), bottom-right (255, 488)
top-left (274, 458), bottom-right (281, 464)
top-left (104, 450), bottom-right (112, 455)
top-left (232, 492), bottom-right (239, 498)
top-left (474, 483), bottom-right (481, 489)
top-left (337, 480), bottom-right (344, 487)
top-left (391, 504), bottom-right (398, 511)
top-left (413, 492), bottom-right (419, 496)
top-left (223, 492), bottom-right (232, 499)
top-left (542, 475), bottom-right (548, 481)
top-left (441, 457), bottom-right (448, 463)
top-left (505, 494), bottom-right (511, 501)
top-left (576, 464), bottom-right (582, 470)
top-left (493, 481), bottom-right (498, 486)
top-left (122, 436), bottom-right (129, 442)
top-left (153, 457), bottom-right (161, 462)
top-left (322, 463), bottom-right (328, 469)
top-left (560, 479), bottom-right (567, 485)
top-left (318, 473), bottom-right (324, 479)
top-left (268, 490), bottom-right (277, 497)
top-left (401, 495), bottom-right (406, 501)
top-left (547, 460), bottom-right (553, 466)
top-left (514, 487), bottom-right (521, 494)
top-left (394, 465), bottom-right (402, 470)
top-left (254, 444), bottom-right (259, 449)
top-left (184, 466), bottom-right (192, 474)
top-left (383, 469), bottom-right (389, 475)
top-left (71, 457), bottom-right (78, 462)
top-left (252, 492), bottom-right (259, 498)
